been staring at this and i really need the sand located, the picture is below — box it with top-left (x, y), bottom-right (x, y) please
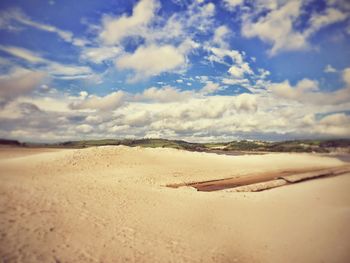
top-left (0, 146), bottom-right (349, 262)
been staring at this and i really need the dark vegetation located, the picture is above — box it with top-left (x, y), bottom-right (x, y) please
top-left (0, 139), bottom-right (22, 146)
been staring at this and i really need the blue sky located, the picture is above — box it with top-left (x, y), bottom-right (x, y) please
top-left (0, 0), bottom-right (349, 142)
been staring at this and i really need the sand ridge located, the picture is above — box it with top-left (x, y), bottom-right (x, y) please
top-left (0, 146), bottom-right (349, 262)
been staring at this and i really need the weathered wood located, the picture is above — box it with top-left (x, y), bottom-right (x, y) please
top-left (167, 165), bottom-right (350, 192)
top-left (223, 179), bottom-right (288, 192)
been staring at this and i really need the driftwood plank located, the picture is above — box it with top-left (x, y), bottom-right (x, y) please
top-left (223, 179), bottom-right (287, 192)
top-left (167, 165), bottom-right (350, 192)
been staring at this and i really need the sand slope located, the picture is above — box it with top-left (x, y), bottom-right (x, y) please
top-left (0, 146), bottom-right (349, 262)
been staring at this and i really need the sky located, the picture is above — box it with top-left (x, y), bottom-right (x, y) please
top-left (0, 0), bottom-right (349, 142)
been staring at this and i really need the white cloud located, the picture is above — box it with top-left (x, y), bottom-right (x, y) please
top-left (200, 81), bottom-right (221, 94)
top-left (155, 96), bottom-right (236, 120)
top-left (19, 95), bottom-right (71, 113)
top-left (0, 67), bottom-right (46, 104)
top-left (0, 45), bottom-right (46, 64)
top-left (270, 78), bottom-right (319, 100)
top-left (212, 25), bottom-right (230, 51)
top-left (137, 86), bottom-right (192, 102)
top-left (241, 0), bottom-right (349, 55)
top-left (342, 67), bottom-right (350, 86)
top-left (18, 17), bottom-right (73, 43)
top-left (80, 46), bottom-right (121, 64)
top-left (315, 113), bottom-right (350, 137)
top-left (234, 93), bottom-right (257, 112)
top-left (116, 44), bottom-right (186, 82)
top-left (306, 7), bottom-right (347, 36)
top-left (228, 63), bottom-right (253, 78)
top-left (47, 63), bottom-right (94, 79)
top-left (242, 0), bottom-right (307, 55)
top-left (270, 77), bottom-right (350, 105)
top-left (0, 45), bottom-right (96, 81)
top-left (70, 91), bottom-right (126, 111)
top-left (204, 25), bottom-right (257, 88)
top-left (319, 113), bottom-right (349, 126)
top-left (223, 0), bottom-right (244, 10)
top-left (207, 47), bottom-right (243, 65)
top-left (99, 0), bottom-right (159, 45)
top-left (2, 86), bottom-right (349, 141)
top-left (76, 124), bottom-right (93, 133)
top-left (123, 110), bottom-right (151, 127)
top-left (222, 78), bottom-right (249, 86)
top-left (324, 64), bottom-right (337, 73)
top-left (88, 0), bottom-right (214, 69)
top-left (0, 8), bottom-right (85, 46)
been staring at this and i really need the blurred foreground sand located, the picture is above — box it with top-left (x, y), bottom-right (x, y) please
top-left (0, 146), bottom-right (349, 263)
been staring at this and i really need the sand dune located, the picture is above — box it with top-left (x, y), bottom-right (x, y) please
top-left (0, 146), bottom-right (349, 262)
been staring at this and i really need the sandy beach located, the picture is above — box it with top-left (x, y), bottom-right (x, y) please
top-left (0, 146), bottom-right (349, 263)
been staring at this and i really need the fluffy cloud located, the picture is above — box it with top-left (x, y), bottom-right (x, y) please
top-left (122, 110), bottom-right (151, 127)
top-left (213, 25), bottom-right (230, 48)
top-left (70, 91), bottom-right (125, 111)
top-left (223, 0), bottom-right (243, 9)
top-left (222, 78), bottom-right (249, 86)
top-left (315, 113), bottom-right (350, 137)
top-left (241, 0), bottom-right (349, 55)
top-left (306, 7), bottom-right (347, 36)
top-left (228, 63), bottom-right (253, 78)
top-left (98, 0), bottom-right (215, 46)
top-left (200, 81), bottom-right (221, 94)
top-left (242, 0), bottom-right (307, 55)
top-left (76, 124), bottom-right (93, 133)
top-left (2, 87), bottom-right (349, 142)
top-left (205, 25), bottom-right (243, 66)
top-left (270, 79), bottom-right (319, 100)
top-left (137, 86), bottom-right (192, 102)
top-left (99, 0), bottom-right (159, 45)
top-left (80, 46), bottom-right (121, 64)
top-left (87, 0), bottom-right (212, 75)
top-left (116, 44), bottom-right (186, 82)
top-left (0, 67), bottom-right (46, 104)
top-left (342, 67), bottom-right (350, 86)
top-left (207, 47), bottom-right (244, 66)
top-left (182, 2), bottom-right (215, 33)
top-left (234, 93), bottom-right (257, 112)
top-left (319, 113), bottom-right (349, 126)
top-left (270, 76), bottom-right (350, 105)
top-left (204, 24), bottom-right (256, 89)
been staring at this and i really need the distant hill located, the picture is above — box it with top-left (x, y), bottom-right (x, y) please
top-left (56, 138), bottom-right (204, 151)
top-left (223, 139), bottom-right (350, 153)
top-left (4, 138), bottom-right (350, 153)
top-left (51, 138), bottom-right (350, 153)
top-left (0, 139), bottom-right (22, 146)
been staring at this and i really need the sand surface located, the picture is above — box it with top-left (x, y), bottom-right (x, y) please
top-left (0, 146), bottom-right (349, 262)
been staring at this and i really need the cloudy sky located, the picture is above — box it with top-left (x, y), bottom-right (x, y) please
top-left (0, 0), bottom-right (349, 142)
